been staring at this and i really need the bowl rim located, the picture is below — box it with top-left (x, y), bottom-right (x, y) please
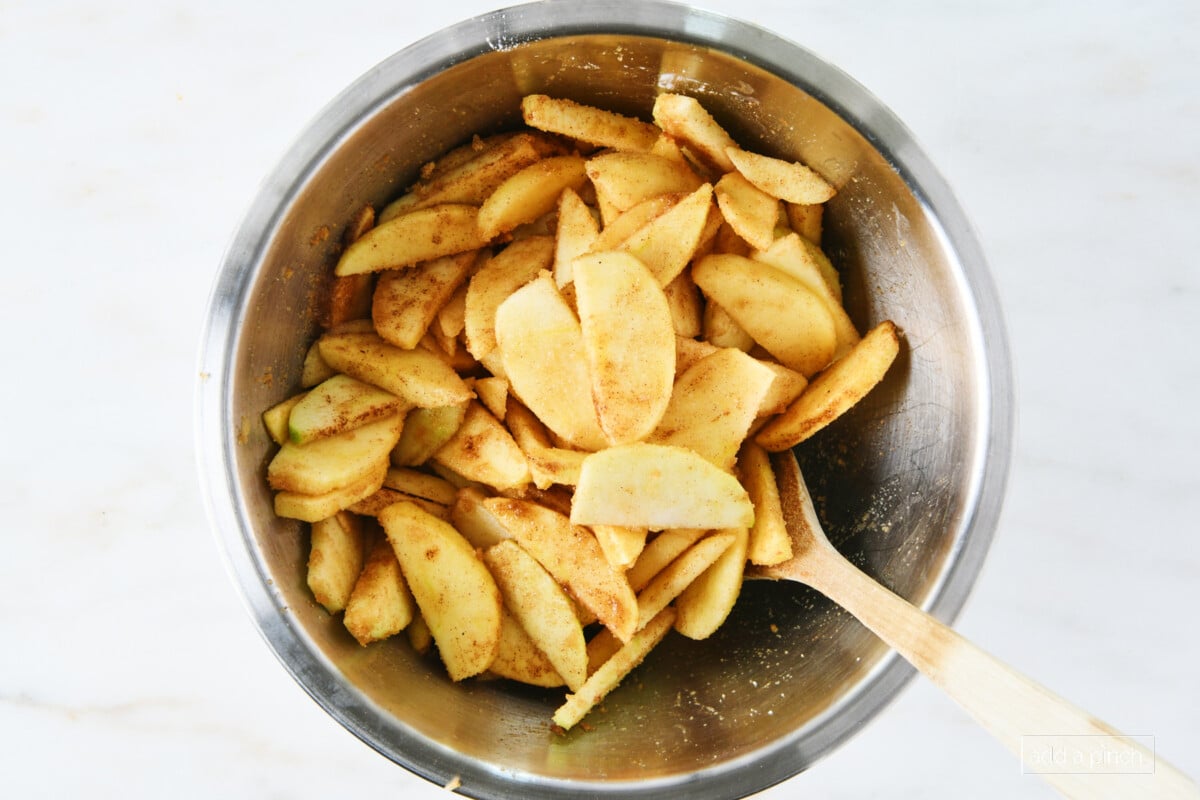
top-left (195, 1), bottom-right (1014, 797)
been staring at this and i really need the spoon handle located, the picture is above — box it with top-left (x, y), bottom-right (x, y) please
top-left (801, 541), bottom-right (1198, 799)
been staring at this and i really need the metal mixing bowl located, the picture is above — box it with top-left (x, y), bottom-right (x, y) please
top-left (196, 1), bottom-right (1013, 797)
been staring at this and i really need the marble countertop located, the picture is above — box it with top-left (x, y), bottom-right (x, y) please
top-left (3, 1), bottom-right (1197, 797)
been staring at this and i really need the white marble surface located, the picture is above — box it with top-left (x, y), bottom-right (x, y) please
top-left (3, 0), bottom-right (1197, 797)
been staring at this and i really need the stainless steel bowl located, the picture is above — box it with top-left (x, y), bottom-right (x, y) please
top-left (196, 1), bottom-right (1013, 797)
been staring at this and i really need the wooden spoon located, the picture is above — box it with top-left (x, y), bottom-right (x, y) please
top-left (753, 450), bottom-right (1198, 799)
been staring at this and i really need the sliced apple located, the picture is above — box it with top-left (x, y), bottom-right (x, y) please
top-left (267, 413), bottom-right (403, 495)
top-left (753, 232), bottom-right (859, 359)
top-left (390, 403), bottom-right (467, 467)
top-left (432, 401), bottom-right (530, 492)
top-left (300, 339), bottom-right (336, 388)
top-left (477, 155), bottom-right (588, 241)
top-left (714, 170), bottom-right (781, 252)
top-left (692, 253), bottom-right (837, 376)
top-left (702, 299), bottom-right (755, 352)
top-left (662, 270), bottom-right (702, 338)
top-left (648, 348), bottom-right (774, 470)
top-left (552, 607), bottom-right (676, 731)
top-left (726, 146), bottom-right (836, 205)
top-left (786, 201), bottom-right (824, 245)
top-left (618, 182), bottom-right (714, 286)
top-left (464, 235), bottom-right (555, 362)
top-left (590, 525), bottom-right (648, 570)
top-left (552, 187), bottom-right (599, 288)
top-left (585, 151), bottom-right (704, 214)
top-left (347, 487), bottom-right (448, 520)
top-left (381, 467), bottom-right (458, 506)
top-left (521, 94), bottom-right (660, 153)
top-left (756, 320), bottom-right (901, 450)
top-left (589, 194), bottom-right (678, 253)
top-left (287, 374), bottom-right (402, 445)
top-left (317, 332), bottom-right (473, 408)
top-left (494, 271), bottom-right (608, 451)
top-left (448, 487), bottom-right (512, 550)
top-left (482, 497), bottom-right (638, 643)
top-left (306, 511), bottom-right (365, 614)
top-left (488, 608), bottom-right (566, 688)
top-left (272, 460), bottom-right (387, 523)
top-left (573, 252), bottom-right (675, 445)
top-left (634, 530), bottom-right (737, 631)
top-left (736, 440), bottom-right (793, 565)
top-left (372, 250), bottom-right (477, 350)
top-left (471, 376), bottom-right (509, 421)
top-left (379, 502), bottom-right (503, 681)
top-left (673, 527), bottom-right (748, 640)
top-left (484, 539), bottom-right (588, 691)
top-left (335, 204), bottom-right (486, 276)
top-left (570, 443), bottom-right (755, 530)
top-left (651, 93), bottom-right (738, 173)
top-left (504, 397), bottom-right (589, 489)
top-left (394, 132), bottom-right (550, 213)
top-left (625, 528), bottom-right (709, 592)
top-left (262, 391), bottom-right (307, 446)
top-left (343, 534), bottom-right (416, 646)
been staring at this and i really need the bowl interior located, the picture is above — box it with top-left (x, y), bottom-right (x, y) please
top-left (204, 11), bottom-right (1008, 800)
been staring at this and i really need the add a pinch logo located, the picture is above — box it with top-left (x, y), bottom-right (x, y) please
top-left (1021, 735), bottom-right (1156, 775)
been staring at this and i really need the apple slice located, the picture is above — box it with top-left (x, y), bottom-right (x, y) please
top-left (573, 251), bottom-right (675, 445)
top-left (372, 250), bottom-right (476, 350)
top-left (570, 443), bottom-right (755, 530)
top-left (287, 374), bottom-right (403, 445)
top-left (432, 401), bottom-right (530, 492)
top-left (552, 607), bottom-right (676, 731)
top-left (726, 146), bottom-right (836, 205)
top-left (673, 527), bottom-right (749, 640)
top-left (317, 332), bottom-right (472, 409)
top-left (464, 235), bottom-right (555, 362)
top-left (651, 93), bottom-right (738, 173)
top-left (753, 233), bottom-right (859, 359)
top-left (589, 194), bottom-right (677, 253)
top-left (647, 348), bottom-right (774, 470)
top-left (551, 188), bottom-right (600, 288)
top-left (306, 511), bottom-right (365, 614)
top-left (494, 271), bottom-right (608, 451)
top-left (736, 441), bottom-right (792, 566)
top-left (477, 155), bottom-right (588, 241)
top-left (590, 525), bottom-right (648, 570)
top-left (482, 496), bottom-right (637, 643)
top-left (387, 132), bottom-right (551, 215)
top-left (488, 608), bottom-right (566, 688)
top-left (448, 487), bottom-right (513, 550)
top-left (634, 530), bottom-right (737, 631)
top-left (713, 171), bottom-right (781, 252)
top-left (692, 253), bottom-right (837, 376)
top-left (484, 540), bottom-right (588, 691)
top-left (267, 413), bottom-right (402, 495)
top-left (521, 94), bottom-right (660, 153)
top-left (335, 204), bottom-right (486, 275)
top-left (262, 391), bottom-right (307, 446)
top-left (585, 151), bottom-right (704, 214)
top-left (625, 528), bottom-right (709, 593)
top-left (390, 403), bottom-right (468, 467)
top-left (379, 502), bottom-right (503, 681)
top-left (343, 535), bottom-right (416, 646)
top-left (273, 459), bottom-right (387, 523)
top-left (618, 182), bottom-right (714, 286)
top-left (756, 320), bottom-right (901, 451)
